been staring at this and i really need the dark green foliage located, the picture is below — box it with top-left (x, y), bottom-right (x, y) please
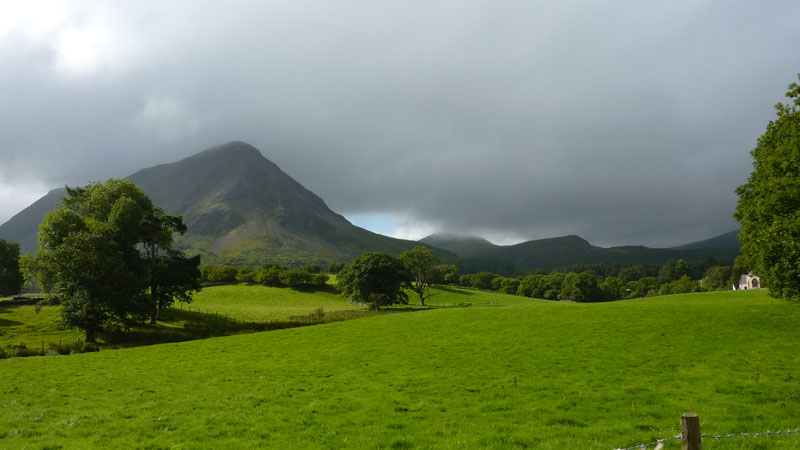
top-left (617, 264), bottom-right (660, 282)
top-left (150, 253), bottom-right (201, 322)
top-left (256, 266), bottom-right (283, 286)
top-left (399, 246), bottom-right (439, 306)
top-left (659, 275), bottom-right (701, 295)
top-left (27, 180), bottom-right (154, 341)
top-left (236, 267), bottom-right (258, 284)
top-left (327, 262), bottom-right (345, 274)
top-left (560, 272), bottom-right (602, 302)
top-left (301, 264), bottom-right (321, 274)
top-left (469, 272), bottom-right (500, 290)
top-left (516, 272), bottom-right (565, 300)
top-left (435, 264), bottom-right (461, 285)
top-left (630, 276), bottom-right (659, 298)
top-left (658, 259), bottom-right (689, 283)
top-left (200, 264), bottom-right (329, 290)
top-left (600, 276), bottom-right (625, 301)
top-left (735, 74), bottom-right (800, 300)
top-left (311, 273), bottom-right (330, 287)
top-left (279, 269), bottom-right (313, 287)
top-left (491, 276), bottom-right (520, 295)
top-left (24, 179), bottom-right (201, 340)
top-left (200, 265), bottom-right (238, 283)
top-left (336, 252), bottom-right (410, 309)
top-left (702, 265), bottom-right (733, 291)
top-left (0, 239), bottom-right (23, 296)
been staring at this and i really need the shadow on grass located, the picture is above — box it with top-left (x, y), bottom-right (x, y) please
top-left (0, 317), bottom-right (24, 327)
top-left (99, 307), bottom-right (394, 348)
top-left (432, 285), bottom-right (476, 296)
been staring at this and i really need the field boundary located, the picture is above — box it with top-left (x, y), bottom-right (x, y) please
top-left (615, 413), bottom-right (800, 450)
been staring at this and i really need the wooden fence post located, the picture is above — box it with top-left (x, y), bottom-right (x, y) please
top-left (681, 413), bottom-right (702, 450)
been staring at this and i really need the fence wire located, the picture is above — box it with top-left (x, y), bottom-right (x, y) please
top-left (615, 428), bottom-right (800, 450)
top-left (702, 428), bottom-right (800, 440)
top-left (614, 434), bottom-right (680, 450)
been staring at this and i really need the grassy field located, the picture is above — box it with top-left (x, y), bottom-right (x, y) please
top-left (0, 284), bottom-right (364, 352)
top-left (2, 288), bottom-right (800, 449)
top-left (188, 284), bottom-right (362, 322)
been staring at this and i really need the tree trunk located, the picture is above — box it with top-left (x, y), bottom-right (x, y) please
top-left (419, 290), bottom-right (425, 306)
top-left (149, 244), bottom-right (158, 325)
top-left (150, 306), bottom-right (159, 325)
top-left (86, 328), bottom-right (96, 343)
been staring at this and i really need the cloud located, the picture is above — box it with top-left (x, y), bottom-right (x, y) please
top-left (1, 0), bottom-right (798, 247)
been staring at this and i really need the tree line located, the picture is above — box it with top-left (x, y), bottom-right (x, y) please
top-left (199, 264), bottom-right (331, 289)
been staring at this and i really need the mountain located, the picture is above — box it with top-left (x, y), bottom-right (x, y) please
top-left (0, 141), bottom-right (742, 272)
top-left (671, 230), bottom-right (740, 250)
top-left (0, 141), bottom-right (450, 266)
top-left (420, 231), bottom-right (741, 273)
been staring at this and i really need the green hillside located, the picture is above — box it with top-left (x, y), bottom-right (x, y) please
top-left (421, 232), bottom-right (741, 273)
top-left (3, 289), bottom-right (799, 449)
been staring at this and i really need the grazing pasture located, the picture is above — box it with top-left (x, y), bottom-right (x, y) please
top-left (2, 289), bottom-right (800, 449)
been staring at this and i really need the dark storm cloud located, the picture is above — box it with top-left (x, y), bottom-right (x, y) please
top-left (1, 0), bottom-right (798, 246)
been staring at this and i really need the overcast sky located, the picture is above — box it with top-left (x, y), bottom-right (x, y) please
top-left (1, 1), bottom-right (798, 247)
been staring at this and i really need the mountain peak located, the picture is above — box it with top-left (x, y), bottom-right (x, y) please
top-left (198, 141), bottom-right (263, 158)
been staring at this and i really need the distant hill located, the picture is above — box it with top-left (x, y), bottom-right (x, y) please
top-left (420, 230), bottom-right (741, 273)
top-left (671, 230), bottom-right (740, 250)
top-left (0, 142), bottom-right (451, 266)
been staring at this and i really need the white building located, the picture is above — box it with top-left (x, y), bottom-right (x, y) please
top-left (738, 272), bottom-right (761, 290)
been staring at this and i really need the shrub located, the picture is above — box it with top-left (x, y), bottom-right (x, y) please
top-left (311, 273), bottom-right (330, 287)
top-left (327, 262), bottom-right (345, 274)
top-left (256, 267), bottom-right (283, 286)
top-left (236, 267), bottom-right (258, 284)
top-left (279, 269), bottom-right (313, 288)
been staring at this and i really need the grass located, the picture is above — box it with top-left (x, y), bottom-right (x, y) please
top-left (2, 289), bottom-right (800, 448)
top-left (0, 283), bottom-right (363, 352)
top-left (187, 283), bottom-right (363, 322)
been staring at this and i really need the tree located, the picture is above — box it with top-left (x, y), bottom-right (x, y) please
top-left (336, 252), bottom-right (409, 309)
top-left (398, 246), bottom-right (438, 306)
top-left (491, 276), bottom-right (520, 295)
top-left (150, 252), bottom-right (201, 322)
top-left (735, 74), bottom-right (800, 300)
top-left (26, 179), bottom-right (200, 341)
top-left (600, 276), bottom-right (624, 301)
top-left (470, 272), bottom-right (500, 290)
top-left (435, 264), bottom-right (461, 285)
top-left (27, 182), bottom-right (152, 342)
top-left (658, 259), bottom-right (689, 284)
top-left (702, 265), bottom-right (733, 291)
top-left (0, 240), bottom-right (23, 296)
top-left (141, 209), bottom-right (199, 324)
top-left (327, 262), bottom-right (345, 274)
top-left (560, 272), bottom-right (601, 302)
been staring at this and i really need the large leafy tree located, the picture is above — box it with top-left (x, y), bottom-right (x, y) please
top-left (26, 179), bottom-right (200, 341)
top-left (0, 239), bottom-right (24, 296)
top-left (336, 252), bottom-right (409, 309)
top-left (734, 74), bottom-right (800, 300)
top-left (398, 246), bottom-right (438, 306)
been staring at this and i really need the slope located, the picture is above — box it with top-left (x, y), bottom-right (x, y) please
top-left (421, 231), bottom-right (741, 273)
top-left (2, 290), bottom-right (799, 449)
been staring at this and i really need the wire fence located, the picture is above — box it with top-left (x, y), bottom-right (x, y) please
top-left (614, 434), bottom-right (681, 450)
top-left (614, 414), bottom-right (800, 450)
